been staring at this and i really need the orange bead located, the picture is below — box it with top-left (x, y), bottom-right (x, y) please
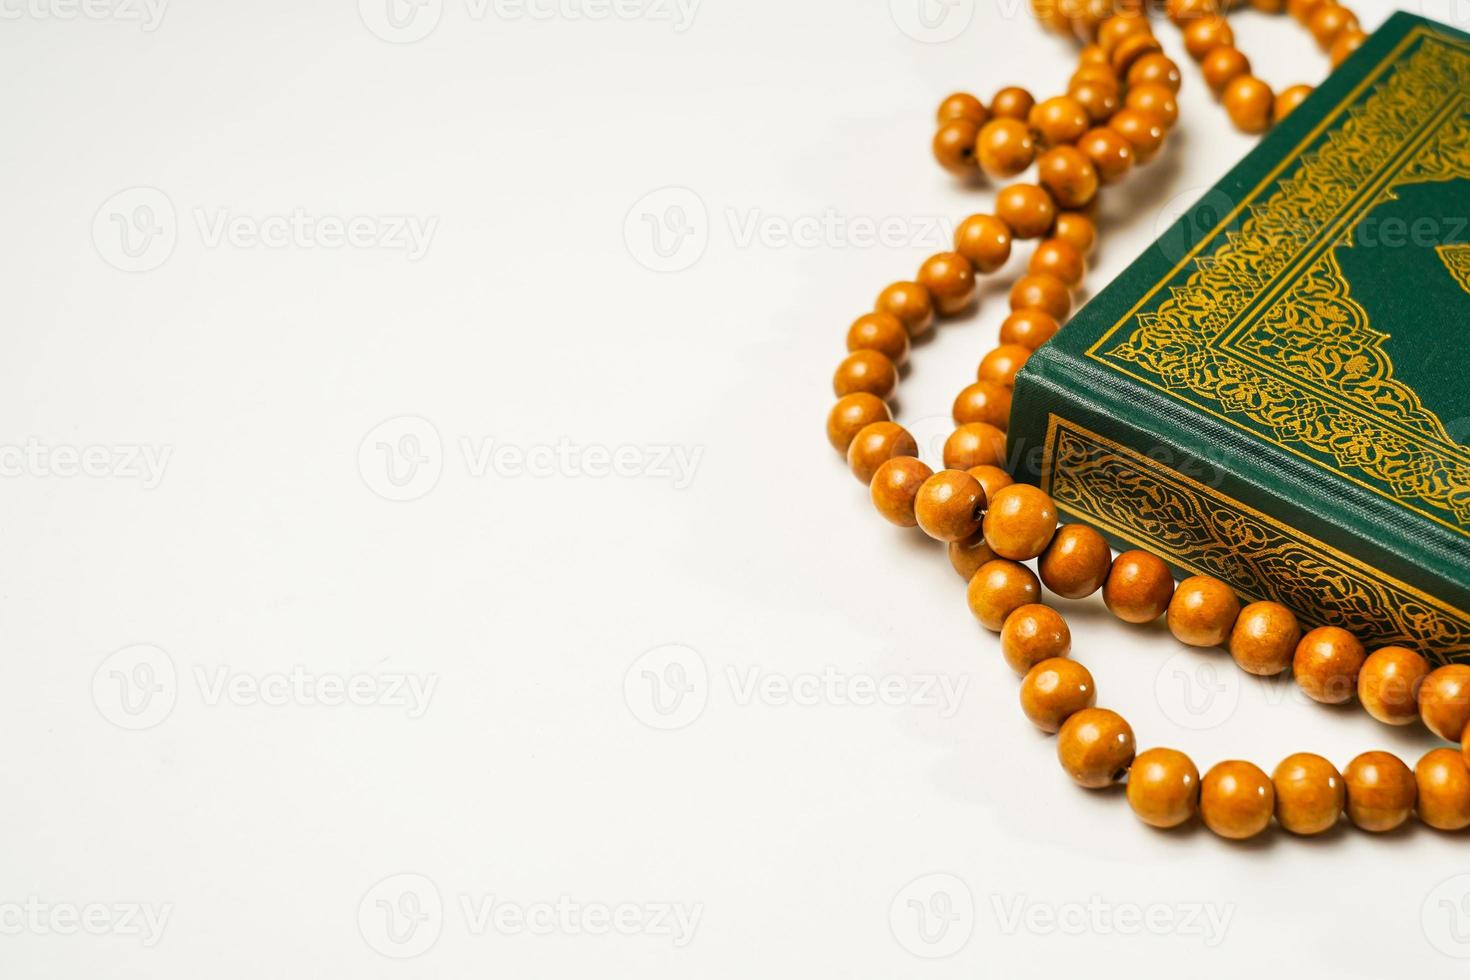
top-left (1415, 748), bottom-right (1470, 831)
top-left (1127, 52), bottom-right (1181, 92)
top-left (1020, 657), bottom-right (1096, 733)
top-left (1420, 665), bottom-right (1470, 742)
top-left (1029, 96), bottom-right (1091, 146)
top-left (1167, 0), bottom-right (1222, 22)
top-left (1070, 64), bottom-right (1119, 91)
top-left (1077, 127), bottom-right (1134, 184)
top-left (914, 469), bottom-right (986, 542)
top-left (917, 252), bottom-right (976, 316)
top-left (1308, 3), bottom-right (1358, 50)
top-left (943, 422), bottom-right (1007, 470)
top-left (1029, 238), bottom-right (1086, 288)
top-left (1183, 15), bottom-right (1233, 60)
top-left (1287, 0), bottom-right (1326, 23)
top-left (1330, 28), bottom-right (1367, 67)
top-left (1128, 747), bottom-right (1200, 828)
top-left (932, 118), bottom-right (982, 176)
top-left (968, 558), bottom-right (1042, 631)
top-left (832, 349), bottom-right (897, 399)
top-left (949, 531), bottom-right (998, 580)
top-left (983, 483), bottom-right (1059, 561)
top-left (1068, 79), bottom-right (1120, 124)
top-left (1057, 707), bottom-right (1135, 788)
top-left (1200, 760), bottom-right (1274, 840)
top-left (976, 118), bottom-right (1037, 180)
top-left (826, 392), bottom-right (890, 453)
top-left (846, 311), bottom-right (909, 365)
top-left (1039, 524), bottom-right (1111, 599)
top-left (1273, 84), bottom-right (1313, 124)
top-left (1001, 603), bottom-right (1072, 675)
top-left (936, 92), bottom-right (988, 125)
top-left (1077, 42), bottom-right (1110, 67)
top-left (1108, 108), bottom-right (1166, 164)
top-left (1125, 83), bottom-right (1178, 128)
top-left (990, 86), bottom-right (1035, 121)
top-left (1166, 575), bottom-right (1240, 648)
top-left (1008, 273), bottom-right (1071, 321)
top-left (1292, 626), bottom-right (1365, 705)
top-left (1344, 751), bottom-right (1416, 832)
top-left (1053, 211), bottom-right (1097, 256)
top-left (1250, 0), bottom-right (1286, 10)
top-left (1110, 31), bottom-right (1163, 76)
top-left (1224, 75), bottom-right (1274, 134)
top-left (1272, 752), bottom-right (1344, 835)
top-left (952, 380), bottom-right (1012, 429)
top-left (996, 184), bottom-right (1057, 240)
top-left (966, 464), bottom-right (1014, 504)
top-left (953, 213), bottom-right (1013, 273)
top-left (976, 344), bottom-right (1032, 388)
top-left (999, 308), bottom-right (1061, 349)
top-left (1201, 46), bottom-right (1250, 96)
top-left (875, 281), bottom-right (934, 337)
top-left (1228, 600), bottom-right (1301, 676)
top-left (1102, 549), bottom-right (1174, 623)
top-left (869, 456), bottom-right (933, 527)
top-left (1097, 12), bottom-right (1148, 52)
top-left (1357, 646), bottom-right (1430, 726)
top-left (1037, 146), bottom-right (1100, 210)
top-left (846, 421), bottom-right (917, 485)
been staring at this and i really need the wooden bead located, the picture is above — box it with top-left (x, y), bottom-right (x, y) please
top-left (1068, 79), bottom-right (1120, 124)
top-left (1077, 127), bottom-right (1134, 184)
top-left (1077, 43), bottom-right (1110, 67)
top-left (1250, 0), bottom-right (1286, 11)
top-left (1097, 12), bottom-right (1148, 52)
top-left (1183, 15), bottom-right (1234, 60)
top-left (1103, 549), bottom-right (1174, 623)
top-left (1357, 646), bottom-right (1430, 726)
top-left (999, 308), bottom-right (1061, 349)
top-left (943, 422), bottom-right (1007, 470)
top-left (1272, 752), bottom-right (1344, 836)
top-left (1021, 657), bottom-right (1095, 732)
top-left (847, 421), bottom-right (917, 485)
top-left (953, 380), bottom-right (1012, 429)
top-left (875, 281), bottom-right (934, 337)
top-left (976, 118), bottom-right (1036, 180)
top-left (977, 344), bottom-right (1032, 388)
top-left (1200, 760), bottom-right (1274, 840)
top-left (1167, 0), bottom-right (1221, 23)
top-left (936, 92), bottom-right (988, 125)
top-left (1344, 751), bottom-right (1416, 832)
top-left (968, 558), bottom-right (1042, 631)
top-left (990, 86), bottom-right (1035, 121)
top-left (967, 464), bottom-right (1013, 502)
top-left (1029, 96), bottom-right (1091, 146)
top-left (1201, 46), bottom-right (1250, 96)
top-left (1037, 146), bottom-right (1099, 210)
top-left (917, 252), bottom-right (976, 316)
top-left (1420, 664), bottom-right (1470, 742)
top-left (1166, 575), bottom-right (1240, 648)
top-left (1058, 707), bottom-right (1135, 788)
top-left (915, 469), bottom-right (985, 542)
top-left (1228, 600), bottom-right (1301, 676)
top-left (1125, 83), bottom-right (1178, 128)
top-left (1330, 28), bottom-right (1367, 67)
top-left (1287, 0), bottom-right (1326, 24)
top-left (846, 311), bottom-right (909, 366)
top-left (1224, 75), bottom-right (1274, 134)
top-left (1273, 84), bottom-right (1313, 124)
top-left (949, 531), bottom-right (998, 580)
top-left (832, 349), bottom-right (897, 399)
top-left (1292, 626), bottom-right (1365, 705)
top-left (954, 213), bottom-right (1013, 273)
top-left (1110, 31), bottom-right (1162, 75)
top-left (932, 118), bottom-right (982, 176)
top-left (1053, 211), bottom-right (1097, 255)
top-left (1001, 603), bottom-right (1072, 675)
top-left (983, 484), bottom-right (1058, 560)
top-left (1071, 64), bottom-right (1119, 91)
top-left (1127, 53), bottom-right (1181, 92)
top-left (1039, 524), bottom-right (1111, 599)
top-left (1308, 3), bottom-right (1358, 49)
top-left (1415, 748), bottom-right (1470, 831)
top-left (1108, 108), bottom-right (1166, 164)
top-left (1464, 724), bottom-right (1470, 770)
top-left (1029, 238), bottom-right (1086, 288)
top-left (1009, 273), bottom-right (1071, 321)
top-left (826, 392), bottom-right (890, 453)
top-left (1128, 747), bottom-right (1200, 828)
top-left (996, 184), bottom-right (1057, 240)
top-left (869, 456), bottom-right (933, 528)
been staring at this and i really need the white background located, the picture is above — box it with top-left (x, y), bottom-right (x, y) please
top-left (3, 0), bottom-right (1469, 976)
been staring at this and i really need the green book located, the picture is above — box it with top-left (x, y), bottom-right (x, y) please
top-left (1009, 10), bottom-right (1470, 665)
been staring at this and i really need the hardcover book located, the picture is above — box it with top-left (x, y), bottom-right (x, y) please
top-left (1009, 10), bottom-right (1470, 664)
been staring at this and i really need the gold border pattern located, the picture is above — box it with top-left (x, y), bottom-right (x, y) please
top-left (1437, 242), bottom-right (1470, 294)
